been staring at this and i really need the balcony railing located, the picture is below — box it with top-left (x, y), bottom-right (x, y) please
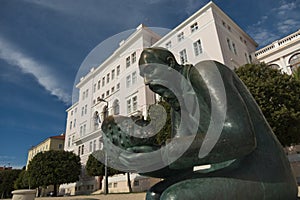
top-left (255, 29), bottom-right (300, 57)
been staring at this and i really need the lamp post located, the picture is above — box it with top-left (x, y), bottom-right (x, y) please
top-left (99, 98), bottom-right (109, 195)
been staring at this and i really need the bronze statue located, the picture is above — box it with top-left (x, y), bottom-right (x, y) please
top-left (101, 48), bottom-right (297, 199)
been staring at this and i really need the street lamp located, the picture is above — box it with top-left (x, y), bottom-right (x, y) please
top-left (99, 98), bottom-right (109, 195)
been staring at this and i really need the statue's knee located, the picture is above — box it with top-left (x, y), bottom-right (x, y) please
top-left (161, 185), bottom-right (191, 200)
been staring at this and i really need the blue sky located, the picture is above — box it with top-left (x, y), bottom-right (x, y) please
top-left (0, 0), bottom-right (299, 168)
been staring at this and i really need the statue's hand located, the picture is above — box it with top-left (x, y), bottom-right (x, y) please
top-left (101, 115), bottom-right (159, 150)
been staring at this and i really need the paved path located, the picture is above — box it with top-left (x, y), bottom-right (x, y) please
top-left (35, 193), bottom-right (146, 200)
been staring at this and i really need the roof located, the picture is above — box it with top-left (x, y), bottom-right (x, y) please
top-left (50, 134), bottom-right (65, 140)
top-left (29, 134), bottom-right (65, 150)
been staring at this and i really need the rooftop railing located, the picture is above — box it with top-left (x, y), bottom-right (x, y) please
top-left (255, 30), bottom-right (300, 57)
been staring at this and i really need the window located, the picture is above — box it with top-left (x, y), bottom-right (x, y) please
top-left (84, 105), bottom-right (87, 115)
top-left (227, 25), bottom-right (231, 32)
top-left (127, 99), bottom-right (131, 114)
top-left (97, 80), bottom-right (101, 90)
top-left (75, 108), bottom-right (77, 113)
top-left (134, 180), bottom-right (139, 186)
top-left (107, 73), bottom-right (110, 83)
top-left (82, 91), bottom-right (85, 100)
top-left (113, 99), bottom-right (120, 115)
top-left (81, 145), bottom-right (84, 155)
top-left (179, 49), bottom-right (188, 64)
top-left (227, 38), bottom-right (232, 51)
top-left (71, 111), bottom-right (73, 116)
top-left (89, 141), bottom-right (93, 152)
top-left (85, 89), bottom-right (88, 98)
top-left (101, 93), bottom-right (105, 99)
top-left (190, 22), bottom-right (198, 33)
top-left (177, 32), bottom-right (184, 42)
top-left (73, 118), bottom-right (76, 128)
top-left (102, 77), bottom-right (105, 87)
top-left (289, 53), bottom-right (300, 73)
top-left (72, 135), bottom-right (75, 145)
top-left (222, 20), bottom-right (226, 27)
top-left (165, 41), bottom-right (172, 49)
top-left (112, 69), bottom-right (115, 80)
top-left (93, 140), bottom-right (96, 151)
top-left (132, 96), bottom-right (137, 112)
top-left (131, 52), bottom-right (136, 64)
top-left (83, 124), bottom-right (86, 134)
top-left (117, 65), bottom-right (120, 76)
top-left (59, 144), bottom-right (63, 149)
top-left (93, 84), bottom-right (96, 93)
top-left (132, 71), bottom-right (137, 85)
top-left (126, 56), bottom-right (130, 67)
top-left (68, 137), bottom-right (71, 147)
top-left (108, 183), bottom-right (112, 188)
top-left (126, 75), bottom-right (131, 88)
top-left (78, 146), bottom-right (81, 155)
top-left (111, 87), bottom-right (115, 93)
top-left (232, 43), bottom-right (237, 55)
top-left (193, 39), bottom-right (203, 56)
top-left (116, 83), bottom-right (120, 90)
top-left (81, 107), bottom-right (84, 116)
top-left (113, 183), bottom-right (118, 188)
top-left (106, 90), bottom-right (110, 96)
top-left (127, 96), bottom-right (137, 114)
top-left (80, 126), bottom-right (83, 136)
top-left (244, 53), bottom-right (249, 63)
top-left (70, 121), bottom-right (73, 130)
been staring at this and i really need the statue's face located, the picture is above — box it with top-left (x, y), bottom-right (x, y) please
top-left (139, 54), bottom-right (180, 109)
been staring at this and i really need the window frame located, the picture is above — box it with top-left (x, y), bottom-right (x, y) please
top-left (193, 39), bottom-right (203, 56)
top-left (179, 49), bottom-right (188, 64)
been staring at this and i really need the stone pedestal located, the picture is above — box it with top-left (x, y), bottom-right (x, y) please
top-left (12, 189), bottom-right (36, 200)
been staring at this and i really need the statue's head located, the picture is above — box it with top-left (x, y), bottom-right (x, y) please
top-left (139, 48), bottom-right (181, 109)
top-left (139, 47), bottom-right (180, 69)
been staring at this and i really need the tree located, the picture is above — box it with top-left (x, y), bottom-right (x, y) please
top-left (86, 151), bottom-right (127, 193)
top-left (292, 67), bottom-right (300, 81)
top-left (14, 170), bottom-right (31, 190)
top-left (86, 153), bottom-right (104, 190)
top-left (27, 150), bottom-right (81, 196)
top-left (0, 169), bottom-right (21, 198)
top-left (235, 63), bottom-right (300, 146)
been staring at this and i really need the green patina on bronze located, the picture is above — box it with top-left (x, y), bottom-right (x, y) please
top-left (101, 48), bottom-right (297, 200)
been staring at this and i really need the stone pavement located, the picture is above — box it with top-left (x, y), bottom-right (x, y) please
top-left (35, 193), bottom-right (146, 200)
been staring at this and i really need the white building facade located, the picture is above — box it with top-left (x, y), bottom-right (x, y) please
top-left (61, 25), bottom-right (161, 195)
top-left (254, 29), bottom-right (300, 74)
top-left (154, 2), bottom-right (257, 68)
top-left (61, 1), bottom-right (258, 195)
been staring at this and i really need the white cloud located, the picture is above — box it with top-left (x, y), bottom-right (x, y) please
top-left (24, 0), bottom-right (66, 12)
top-left (275, 1), bottom-right (297, 16)
top-left (0, 36), bottom-right (71, 104)
top-left (247, 0), bottom-right (300, 47)
top-left (249, 28), bottom-right (279, 46)
top-left (277, 19), bottom-right (300, 34)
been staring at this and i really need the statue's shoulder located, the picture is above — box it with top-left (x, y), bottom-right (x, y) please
top-left (189, 60), bottom-right (233, 80)
top-left (194, 60), bottom-right (232, 72)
